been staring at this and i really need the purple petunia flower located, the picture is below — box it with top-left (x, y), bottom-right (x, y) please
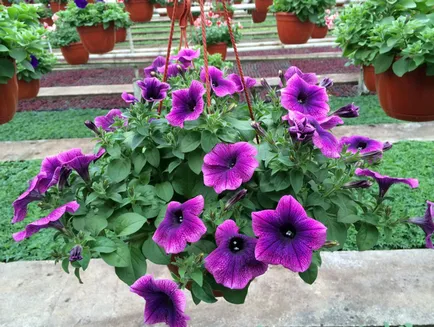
top-left (408, 201), bottom-right (434, 249)
top-left (288, 116), bottom-right (316, 142)
top-left (202, 142), bottom-right (259, 194)
top-left (281, 74), bottom-right (330, 119)
top-left (204, 220), bottom-right (268, 289)
top-left (13, 201), bottom-right (79, 242)
top-left (30, 55), bottom-right (39, 69)
top-left (12, 177), bottom-right (44, 224)
top-left (69, 245), bottom-right (83, 262)
top-left (153, 195), bottom-right (206, 254)
top-left (355, 168), bottom-right (419, 198)
top-left (144, 56), bottom-right (166, 78)
top-left (137, 77), bottom-right (170, 103)
top-left (171, 48), bottom-right (200, 68)
top-left (74, 0), bottom-right (88, 8)
top-left (284, 66), bottom-right (318, 85)
top-left (227, 74), bottom-right (257, 93)
top-left (166, 80), bottom-right (205, 128)
top-left (131, 275), bottom-right (190, 327)
top-left (252, 195), bottom-right (327, 272)
top-left (121, 92), bottom-right (138, 104)
top-left (94, 109), bottom-right (127, 132)
top-left (55, 148), bottom-right (105, 182)
top-left (332, 103), bottom-right (360, 118)
top-left (157, 63), bottom-right (185, 78)
top-left (319, 77), bottom-right (333, 89)
top-left (340, 136), bottom-right (384, 155)
top-left (200, 66), bottom-right (236, 97)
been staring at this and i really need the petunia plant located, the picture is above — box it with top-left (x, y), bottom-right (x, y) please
top-left (12, 49), bottom-right (431, 326)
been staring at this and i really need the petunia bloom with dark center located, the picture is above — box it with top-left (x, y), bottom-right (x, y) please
top-left (157, 63), bottom-right (186, 78)
top-left (252, 195), bottom-right (327, 272)
top-left (137, 77), bottom-right (170, 103)
top-left (13, 201), bottom-right (79, 242)
top-left (144, 56), bottom-right (166, 77)
top-left (121, 92), bottom-right (138, 104)
top-left (74, 0), bottom-right (88, 8)
top-left (355, 168), bottom-right (419, 198)
top-left (227, 73), bottom-right (257, 93)
top-left (29, 55), bottom-right (39, 68)
top-left (131, 275), bottom-right (189, 327)
top-left (332, 103), bottom-right (360, 118)
top-left (152, 195), bottom-right (206, 254)
top-left (281, 74), bottom-right (330, 119)
top-left (171, 48), bottom-right (200, 68)
top-left (94, 109), bottom-right (127, 132)
top-left (166, 80), bottom-right (205, 128)
top-left (408, 201), bottom-right (434, 249)
top-left (340, 135), bottom-right (384, 155)
top-left (204, 220), bottom-right (268, 289)
top-left (202, 142), bottom-right (259, 194)
top-left (200, 66), bottom-right (236, 97)
top-left (284, 66), bottom-right (318, 85)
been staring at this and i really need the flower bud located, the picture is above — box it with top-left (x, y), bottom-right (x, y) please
top-left (332, 103), bottom-right (360, 118)
top-left (383, 142), bottom-right (393, 152)
top-left (251, 121), bottom-right (267, 138)
top-left (176, 64), bottom-right (186, 80)
top-left (260, 78), bottom-right (272, 92)
top-left (322, 241), bottom-right (339, 248)
top-left (69, 245), bottom-right (83, 262)
top-left (224, 189), bottom-right (248, 211)
top-left (342, 180), bottom-right (373, 189)
top-left (150, 71), bottom-right (157, 78)
top-left (278, 70), bottom-right (286, 87)
top-left (58, 166), bottom-right (72, 191)
top-left (84, 120), bottom-right (101, 135)
top-left (361, 149), bottom-right (383, 163)
top-left (319, 77), bottom-right (333, 89)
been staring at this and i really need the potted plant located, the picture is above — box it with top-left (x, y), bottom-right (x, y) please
top-left (251, 9), bottom-right (267, 23)
top-left (11, 54), bottom-right (429, 325)
top-left (166, 0), bottom-right (186, 21)
top-left (62, 1), bottom-right (118, 54)
top-left (312, 9), bottom-right (337, 38)
top-left (49, 0), bottom-right (68, 13)
top-left (124, 0), bottom-right (153, 22)
top-left (17, 50), bottom-right (57, 99)
top-left (112, 3), bottom-right (132, 43)
top-left (37, 5), bottom-right (54, 25)
top-left (372, 14), bottom-right (434, 121)
top-left (154, 0), bottom-right (167, 16)
top-left (191, 12), bottom-right (242, 60)
top-left (213, 1), bottom-right (234, 19)
top-left (48, 13), bottom-right (89, 65)
top-left (269, 0), bottom-right (335, 44)
top-left (254, 0), bottom-right (272, 14)
top-left (0, 3), bottom-right (46, 123)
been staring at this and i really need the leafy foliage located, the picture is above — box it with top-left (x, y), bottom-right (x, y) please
top-left (17, 50), bottom-right (57, 82)
top-left (36, 5), bottom-right (53, 19)
top-left (269, 0), bottom-right (335, 23)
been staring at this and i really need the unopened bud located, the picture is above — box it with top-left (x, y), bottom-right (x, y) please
top-left (150, 71), bottom-right (157, 78)
top-left (332, 103), bottom-right (360, 118)
top-left (260, 78), bottom-right (272, 92)
top-left (319, 77), bottom-right (333, 88)
top-left (84, 120), bottom-right (101, 135)
top-left (342, 180), bottom-right (372, 189)
top-left (278, 70), bottom-right (286, 87)
top-left (224, 189), bottom-right (248, 211)
top-left (251, 121), bottom-right (267, 138)
top-left (176, 64), bottom-right (186, 80)
top-left (322, 241), bottom-right (339, 248)
top-left (69, 245), bottom-right (83, 262)
top-left (383, 142), bottom-right (392, 152)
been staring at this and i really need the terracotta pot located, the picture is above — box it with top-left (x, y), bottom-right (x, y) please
top-left (215, 10), bottom-right (233, 19)
top-left (18, 79), bottom-right (40, 100)
top-left (166, 2), bottom-right (185, 20)
top-left (77, 23), bottom-right (115, 54)
top-left (254, 0), bottom-right (272, 13)
top-left (376, 65), bottom-right (434, 121)
top-left (251, 10), bottom-right (267, 23)
top-left (39, 17), bottom-right (54, 26)
top-left (3, 1), bottom-right (12, 6)
top-left (0, 71), bottom-right (18, 125)
top-left (167, 256), bottom-right (223, 297)
top-left (154, 3), bottom-right (167, 16)
top-left (362, 65), bottom-right (376, 92)
top-left (60, 42), bottom-right (89, 65)
top-left (116, 28), bottom-right (127, 43)
top-left (125, 0), bottom-right (153, 22)
top-left (234, 0), bottom-right (242, 3)
top-left (207, 42), bottom-right (228, 60)
top-left (276, 13), bottom-right (314, 44)
top-left (50, 1), bottom-right (66, 13)
top-left (311, 25), bottom-right (328, 39)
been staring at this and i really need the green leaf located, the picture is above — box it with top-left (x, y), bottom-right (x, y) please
top-left (191, 270), bottom-right (203, 287)
top-left (167, 159), bottom-right (181, 173)
top-left (61, 258), bottom-right (70, 274)
top-left (172, 164), bottom-right (201, 198)
top-left (132, 152), bottom-right (147, 174)
top-left (115, 246), bottom-right (148, 286)
top-left (114, 213), bottom-right (147, 237)
top-left (222, 287), bottom-right (249, 304)
top-left (107, 143), bottom-right (121, 158)
top-left (192, 281), bottom-right (217, 303)
top-left (398, 0), bottom-right (416, 8)
top-left (374, 54), bottom-right (394, 74)
top-left (179, 131), bottom-right (201, 153)
top-left (201, 130), bottom-right (218, 152)
top-left (9, 48), bottom-right (27, 62)
top-left (187, 150), bottom-right (204, 175)
top-left (270, 172), bottom-right (291, 192)
top-left (356, 223), bottom-right (379, 251)
top-left (146, 147), bottom-right (160, 167)
top-left (0, 45), bottom-right (9, 52)
top-left (107, 158), bottom-right (131, 183)
top-left (187, 240), bottom-right (216, 255)
top-left (290, 169), bottom-right (304, 194)
top-left (78, 247), bottom-right (91, 271)
top-left (155, 181), bottom-right (174, 202)
top-left (0, 58), bottom-right (15, 79)
top-left (141, 238), bottom-right (171, 265)
top-left (392, 57), bottom-right (409, 77)
top-left (91, 237), bottom-right (117, 253)
top-left (299, 263), bottom-right (318, 285)
top-left (101, 241), bottom-right (131, 267)
top-left (74, 268), bottom-right (83, 284)
top-left (73, 212), bottom-right (108, 236)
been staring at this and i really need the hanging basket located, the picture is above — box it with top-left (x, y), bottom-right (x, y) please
top-left (77, 23), bottom-right (115, 54)
top-left (125, 0), bottom-right (154, 23)
top-left (207, 42), bottom-right (228, 60)
top-left (167, 2), bottom-right (185, 20)
top-left (254, 0), bottom-right (272, 13)
top-left (311, 25), bottom-right (328, 39)
top-left (60, 42), bottom-right (90, 65)
top-left (50, 1), bottom-right (66, 13)
top-left (18, 79), bottom-right (40, 100)
top-left (0, 64), bottom-right (18, 125)
top-left (251, 10), bottom-right (267, 23)
top-left (115, 28), bottom-right (127, 43)
top-left (362, 65), bottom-right (376, 92)
top-left (275, 13), bottom-right (314, 44)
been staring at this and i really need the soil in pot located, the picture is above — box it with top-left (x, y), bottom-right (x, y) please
top-left (77, 23), bottom-right (115, 55)
top-left (155, 3), bottom-right (167, 16)
top-left (125, 0), bottom-right (153, 23)
top-left (376, 65), bottom-right (434, 122)
top-left (252, 10), bottom-right (267, 23)
top-left (50, 1), bottom-right (66, 13)
top-left (167, 2), bottom-right (185, 20)
top-left (362, 65), bottom-right (376, 92)
top-left (0, 73), bottom-right (18, 125)
top-left (311, 25), bottom-right (328, 39)
top-left (60, 42), bottom-right (89, 65)
top-left (116, 28), bottom-right (127, 43)
top-left (18, 79), bottom-right (40, 100)
top-left (255, 0), bottom-right (272, 13)
top-left (276, 13), bottom-right (314, 44)
top-left (207, 42), bottom-right (228, 60)
top-left (39, 18), bottom-right (54, 26)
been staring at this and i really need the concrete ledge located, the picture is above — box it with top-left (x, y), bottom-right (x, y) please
top-left (1, 250), bottom-right (433, 327)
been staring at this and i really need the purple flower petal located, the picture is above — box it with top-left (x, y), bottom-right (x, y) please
top-left (94, 109), bottom-right (127, 132)
top-left (166, 80), bottom-right (205, 128)
top-left (157, 63), bottom-right (185, 78)
top-left (152, 195), bottom-right (206, 254)
top-left (284, 66), bottom-right (318, 85)
top-left (131, 275), bottom-right (189, 327)
top-left (12, 177), bottom-right (44, 224)
top-left (200, 66), bottom-right (237, 97)
top-left (13, 201), bottom-right (79, 242)
top-left (340, 136), bottom-right (384, 155)
top-left (144, 56), bottom-right (166, 77)
top-left (227, 74), bottom-right (257, 93)
top-left (204, 220), bottom-right (268, 289)
top-left (121, 92), bottom-right (138, 104)
top-left (318, 115), bottom-right (343, 130)
top-left (408, 201), bottom-right (434, 249)
top-left (252, 195), bottom-right (327, 272)
top-left (137, 77), bottom-right (170, 103)
top-left (332, 103), bottom-right (360, 118)
top-left (171, 48), bottom-right (200, 68)
top-left (311, 121), bottom-right (341, 159)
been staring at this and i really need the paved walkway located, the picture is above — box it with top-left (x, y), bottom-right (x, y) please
top-left (1, 122), bottom-right (434, 161)
top-left (1, 250), bottom-right (433, 327)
